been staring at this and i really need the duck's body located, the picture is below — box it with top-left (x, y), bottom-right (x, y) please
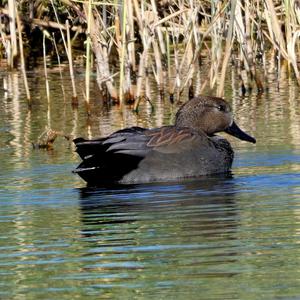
top-left (73, 96), bottom-right (255, 185)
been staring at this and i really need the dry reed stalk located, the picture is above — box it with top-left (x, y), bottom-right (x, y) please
top-left (43, 31), bottom-right (50, 102)
top-left (134, 1), bottom-right (150, 102)
top-left (236, 56), bottom-right (247, 94)
top-left (133, 0), bottom-right (154, 109)
top-left (118, 2), bottom-right (128, 105)
top-left (152, 8), bottom-right (189, 28)
top-left (85, 0), bottom-right (92, 114)
top-left (134, 3), bottom-right (161, 94)
top-left (119, 0), bottom-right (136, 103)
top-left (234, 1), bottom-right (251, 91)
top-left (284, 0), bottom-right (292, 52)
top-left (295, 0), bottom-right (300, 23)
top-left (52, 34), bottom-right (66, 103)
top-left (287, 31), bottom-right (300, 84)
top-left (114, 3), bottom-right (131, 103)
top-left (132, 0), bottom-right (143, 34)
top-left (50, 0), bottom-right (78, 102)
top-left (126, 1), bottom-right (136, 102)
top-left (7, 0), bottom-right (17, 68)
top-left (166, 31), bottom-right (172, 96)
top-left (152, 38), bottom-right (164, 93)
top-left (217, 0), bottom-right (237, 97)
top-left (178, 7), bottom-right (200, 97)
top-left (93, 7), bottom-right (115, 56)
top-left (234, 1), bottom-right (263, 92)
top-left (255, 2), bottom-right (267, 75)
top-left (132, 0), bottom-right (150, 105)
top-left (85, 5), bottom-right (118, 101)
top-left (66, 20), bottom-right (78, 104)
top-left (210, 1), bottom-right (223, 90)
top-left (114, 2), bottom-right (121, 48)
top-left (180, 42), bottom-right (195, 98)
top-left (145, 62), bottom-right (151, 103)
top-left (247, 2), bottom-right (263, 92)
top-left (127, 0), bottom-right (136, 74)
top-left (150, 0), bottom-right (167, 64)
top-left (260, 1), bottom-right (300, 83)
top-left (244, 0), bottom-right (253, 67)
top-left (148, 1), bottom-right (166, 91)
top-left (176, 2), bottom-right (229, 94)
top-left (0, 14), bottom-right (10, 60)
top-left (238, 1), bottom-right (269, 84)
top-left (187, 9), bottom-right (201, 99)
top-left (210, 1), bottom-right (226, 89)
top-left (15, 7), bottom-right (31, 104)
top-left (133, 50), bottom-right (147, 111)
top-left (263, 0), bottom-right (288, 59)
top-left (284, 0), bottom-right (300, 84)
top-left (166, 23), bottom-right (180, 99)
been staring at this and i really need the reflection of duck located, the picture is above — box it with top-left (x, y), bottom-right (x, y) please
top-left (78, 179), bottom-right (241, 290)
top-left (79, 177), bottom-right (239, 241)
top-left (73, 96), bottom-right (256, 185)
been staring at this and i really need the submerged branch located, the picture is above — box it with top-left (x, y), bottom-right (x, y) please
top-left (33, 128), bottom-right (71, 150)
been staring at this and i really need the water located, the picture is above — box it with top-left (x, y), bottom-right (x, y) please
top-left (0, 65), bottom-right (300, 299)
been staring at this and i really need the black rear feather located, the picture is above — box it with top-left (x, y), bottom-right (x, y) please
top-left (73, 127), bottom-right (148, 185)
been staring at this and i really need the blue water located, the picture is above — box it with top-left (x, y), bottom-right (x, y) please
top-left (0, 70), bottom-right (300, 299)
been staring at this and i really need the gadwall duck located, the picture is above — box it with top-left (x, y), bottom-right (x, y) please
top-left (73, 96), bottom-right (256, 185)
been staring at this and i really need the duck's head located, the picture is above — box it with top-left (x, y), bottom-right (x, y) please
top-left (175, 96), bottom-right (256, 143)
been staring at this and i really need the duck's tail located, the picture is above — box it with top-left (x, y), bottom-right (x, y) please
top-left (72, 131), bottom-right (146, 185)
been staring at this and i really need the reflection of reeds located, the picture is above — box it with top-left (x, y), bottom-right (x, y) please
top-left (16, 7), bottom-right (31, 104)
top-left (43, 30), bottom-right (50, 103)
top-left (52, 34), bottom-right (66, 103)
top-left (2, 1), bottom-right (300, 108)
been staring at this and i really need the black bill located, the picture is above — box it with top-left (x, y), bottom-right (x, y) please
top-left (225, 121), bottom-right (256, 143)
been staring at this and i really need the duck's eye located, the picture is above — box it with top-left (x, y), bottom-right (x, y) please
top-left (217, 105), bottom-right (226, 112)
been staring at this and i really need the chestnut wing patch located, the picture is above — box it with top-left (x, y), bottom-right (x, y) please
top-left (146, 127), bottom-right (196, 150)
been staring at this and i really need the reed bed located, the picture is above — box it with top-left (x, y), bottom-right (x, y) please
top-left (1, 1), bottom-right (300, 110)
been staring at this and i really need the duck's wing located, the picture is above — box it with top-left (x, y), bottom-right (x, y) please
top-left (73, 126), bottom-right (205, 184)
top-left (73, 127), bottom-right (151, 184)
top-left (74, 126), bottom-right (200, 159)
top-left (73, 126), bottom-right (148, 160)
top-left (145, 126), bottom-right (202, 153)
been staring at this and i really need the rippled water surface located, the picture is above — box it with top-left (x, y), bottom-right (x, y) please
top-left (0, 65), bottom-right (300, 299)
